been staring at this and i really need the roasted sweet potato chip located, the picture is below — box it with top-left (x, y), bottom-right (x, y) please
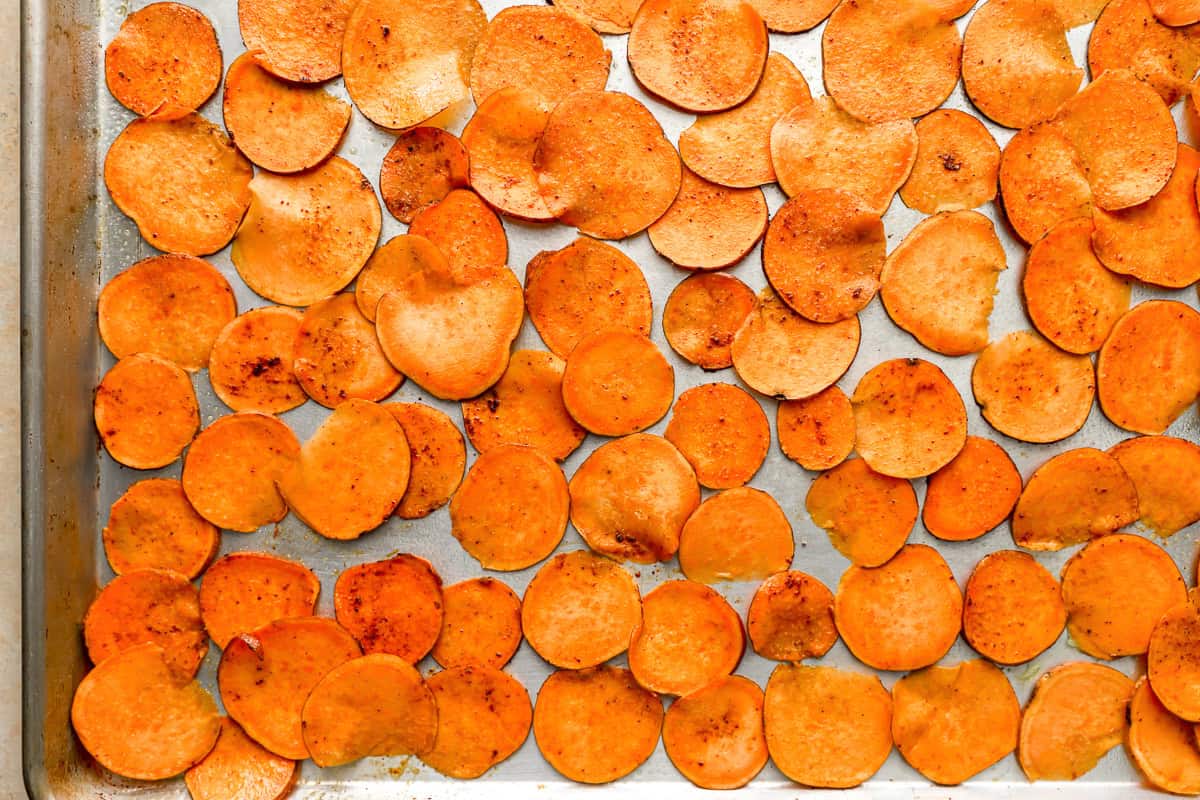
top-left (806, 458), bottom-right (917, 567)
top-left (185, 717), bottom-right (295, 800)
top-left (662, 273), bottom-right (756, 370)
top-left (103, 479), bottom-right (218, 579)
top-left (1052, 0), bottom-right (1110, 23)
top-left (776, 386), bottom-right (855, 472)
top-left (648, 168), bottom-right (767, 270)
top-left (95, 353), bottom-right (199, 470)
top-left (1090, 0), bottom-right (1200, 105)
top-left (900, 109), bottom-right (1001, 213)
top-left (1149, 599), bottom-right (1200, 721)
top-left (199, 552), bottom-right (319, 649)
top-left (678, 487), bottom-right (793, 583)
top-left (746, 0), bottom-right (836, 29)
top-left (105, 114), bottom-right (252, 256)
top-left (747, 571), bottom-right (836, 662)
top-left (1129, 677), bottom-right (1200, 793)
top-left (209, 306), bottom-right (306, 414)
top-left (1012, 448), bottom-right (1138, 550)
top-left (379, 128), bottom-right (470, 224)
top-left (238, 0), bottom-right (356, 82)
top-left (334, 554), bottom-right (443, 662)
top-left (663, 675), bottom-right (767, 789)
top-left (292, 293), bottom-right (402, 408)
top-left (422, 665), bottom-right (531, 777)
top-left (385, 402), bottom-right (466, 519)
top-left (461, 87), bottom-right (554, 221)
top-left (764, 664), bottom-right (892, 788)
top-left (449, 444), bottom-right (569, 570)
top-left (998, 120), bottom-right (1093, 244)
top-left (355, 235), bottom-right (448, 323)
top-left (432, 578), bottom-right (522, 670)
top-left (1150, 0), bottom-right (1200, 24)
top-left (562, 330), bottom-right (674, 437)
top-left (231, 156), bottom-right (381, 307)
top-left (963, 550), bottom-right (1065, 664)
top-left (1110, 436), bottom-right (1200, 537)
top-left (923, 435), bottom-right (1021, 541)
top-left (664, 383), bottom-right (769, 489)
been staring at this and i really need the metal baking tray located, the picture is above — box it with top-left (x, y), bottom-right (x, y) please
top-left (21, 0), bottom-right (1200, 795)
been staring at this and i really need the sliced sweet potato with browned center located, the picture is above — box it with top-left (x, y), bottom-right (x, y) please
top-left (461, 88), bottom-right (554, 221)
top-left (662, 273), bottom-right (757, 370)
top-left (747, 571), bottom-right (836, 662)
top-left (776, 386), bottom-right (855, 472)
top-left (746, 0), bottom-right (837, 29)
top-left (806, 458), bottom-right (916, 567)
top-left (678, 487), bottom-right (793, 583)
top-left (648, 168), bottom-right (767, 270)
top-left (1149, 599), bottom-right (1200, 721)
top-left (1128, 676), bottom-right (1200, 794)
top-left (562, 330), bottom-right (674, 436)
top-left (95, 353), bottom-right (199, 470)
top-left (1011, 448), bottom-right (1138, 551)
top-left (422, 665), bottom-right (531, 778)
top-left (385, 402), bottom-right (465, 519)
top-left (355, 235), bottom-right (448, 323)
top-left (901, 109), bottom-right (1001, 213)
top-left (238, 0), bottom-right (356, 82)
top-left (923, 436), bottom-right (1021, 542)
top-left (208, 307), bottom-right (307, 414)
top-left (199, 552), bottom-right (319, 649)
top-left (1151, 0), bottom-right (1200, 24)
top-left (432, 578), bottom-right (522, 670)
top-left (292, 294), bottom-right (402, 409)
top-left (998, 120), bottom-right (1092, 244)
top-left (103, 479), bottom-right (218, 579)
top-left (1090, 0), bottom-right (1200, 105)
top-left (379, 128), bottom-right (470, 224)
top-left (963, 550), bottom-right (1065, 664)
top-left (185, 717), bottom-right (296, 800)
top-left (664, 383), bottom-right (769, 489)
top-left (663, 675), bottom-right (767, 789)
top-left (333, 554), bottom-right (443, 663)
top-left (1110, 436), bottom-right (1200, 537)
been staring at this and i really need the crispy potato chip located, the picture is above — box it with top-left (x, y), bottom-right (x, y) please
top-left (962, 0), bottom-right (1082, 128)
top-left (972, 330), bottom-right (1095, 443)
top-left (562, 330), bottom-right (675, 437)
top-left (648, 168), bottom-right (767, 270)
top-left (185, 717), bottom-right (296, 800)
top-left (663, 675), bottom-right (767, 789)
top-left (334, 555), bottom-right (443, 662)
top-left (95, 353), bottom-right (198, 470)
top-left (569, 434), bottom-right (700, 563)
top-left (963, 550), bottom-right (1065, 664)
top-left (449, 444), bottom-right (569, 570)
top-left (923, 436), bottom-right (1021, 541)
top-left (72, 643), bottom-right (220, 781)
top-left (880, 211), bottom-right (1007, 356)
top-left (182, 412), bottom-right (299, 532)
top-left (678, 487), bottom-right (793, 583)
top-left (806, 458), bottom-right (917, 567)
top-left (835, 543), bottom-right (963, 670)
top-left (764, 664), bottom-right (892, 788)
top-left (892, 660), bottom-right (1020, 785)
top-left (747, 571), bottom-right (837, 662)
top-left (385, 402), bottom-right (466, 519)
top-left (1128, 676), bottom-right (1200, 794)
top-left (1149, 600), bottom-right (1200, 721)
top-left (379, 128), bottom-right (470, 224)
top-left (199, 552), bottom-right (319, 649)
top-left (231, 157), bottom-right (381, 307)
top-left (1090, 0), bottom-right (1200, 105)
top-left (407, 189), bottom-right (506, 272)
top-left (664, 383), bottom-right (769, 489)
top-left (431, 578), bottom-right (522, 670)
top-left (1151, 0), bottom-right (1200, 24)
top-left (900, 109), bottom-right (1001, 213)
top-left (1110, 436), bottom-right (1200, 537)
top-left (1011, 448), bottom-right (1138, 550)
top-left (103, 479), bottom-right (218, 580)
top-left (355, 235), bottom-right (447, 323)
top-left (1097, 300), bottom-right (1200, 434)
top-left (105, 114), bottom-right (252, 256)
top-left (662, 273), bottom-right (756, 370)
top-left (770, 96), bottom-right (918, 215)
top-left (292, 293), bottom-right (402, 408)
top-left (422, 665), bottom-right (532, 778)
top-left (731, 287), bottom-right (861, 400)
top-left (777, 386), bottom-right (855, 472)
top-left (238, 0), bottom-right (356, 82)
top-left (461, 87), bottom-right (554, 221)
top-left (534, 90), bottom-right (682, 239)
top-left (998, 120), bottom-right (1093, 244)
top-left (208, 306), bottom-right (307, 414)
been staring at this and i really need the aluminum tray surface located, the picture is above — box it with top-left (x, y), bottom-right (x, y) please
top-left (21, 0), bottom-right (1200, 796)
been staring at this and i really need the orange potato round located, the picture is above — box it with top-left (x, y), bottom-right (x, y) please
top-left (972, 329), bottom-right (1096, 443)
top-left (648, 168), bottom-right (767, 270)
top-left (1052, 0), bottom-right (1110, 23)
top-left (998, 120), bottom-right (1093, 244)
top-left (384, 402), bottom-right (465, 519)
top-left (422, 665), bottom-right (532, 778)
top-left (355, 235), bottom-right (448, 323)
top-left (461, 87), bottom-right (554, 221)
top-left (199, 552), bottom-right (320, 649)
top-left (663, 675), bottom-right (767, 789)
top-left (238, 0), bottom-right (356, 82)
top-left (1011, 447), bottom-right (1139, 550)
top-left (569, 434), bottom-right (700, 563)
top-left (747, 571), bottom-right (837, 662)
top-left (95, 353), bottom-right (198, 470)
top-left (923, 435), bottom-right (1021, 542)
top-left (776, 386), bottom-right (855, 472)
top-left (103, 479), bottom-right (218, 579)
top-left (562, 330), bottom-right (674, 437)
top-left (231, 156), bottom-right (380, 307)
top-left (1151, 0), bottom-right (1200, 23)
top-left (334, 554), bottom-right (444, 663)
top-left (661, 272), bottom-right (757, 370)
top-left (963, 550), bottom-right (1065, 664)
top-left (1110, 436), bottom-right (1200, 537)
top-left (1091, 0), bottom-right (1200, 105)
top-left (379, 127), bottom-right (470, 224)
top-left (208, 306), bottom-right (307, 414)
top-left (806, 458), bottom-right (917, 567)
top-left (449, 444), bottom-right (569, 570)
top-left (292, 293), bottom-right (402, 408)
top-left (1149, 600), bottom-right (1200, 721)
top-left (664, 383), bottom-right (769, 489)
top-left (900, 109), bottom-right (1001, 213)
top-left (185, 717), bottom-right (296, 800)
top-left (408, 190), bottom-right (508, 276)
top-left (431, 578), bottom-right (522, 670)
top-left (880, 211), bottom-right (1007, 356)
top-left (98, 254), bottom-right (236, 372)
top-left (1128, 676), bottom-right (1200, 794)
top-left (678, 487), bottom-right (793, 583)
top-left (553, 0), bottom-right (643, 31)
top-left (104, 114), bottom-right (252, 256)
top-left (746, 0), bottom-right (836, 29)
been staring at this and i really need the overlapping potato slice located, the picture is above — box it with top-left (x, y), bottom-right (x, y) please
top-left (208, 307), bottom-right (307, 414)
top-left (923, 436), bottom-right (1021, 542)
top-left (199, 552), bottom-right (319, 649)
top-left (648, 168), bottom-right (768, 269)
top-left (385, 403), bottom-right (465, 520)
top-left (1149, 599), bottom-right (1200, 721)
top-left (807, 458), bottom-right (917, 567)
top-left (238, 0), bottom-right (356, 82)
top-left (1151, 0), bottom-right (1200, 24)
top-left (379, 128), bottom-right (470, 224)
top-left (662, 273), bottom-right (757, 370)
top-left (333, 555), bottom-right (443, 663)
top-left (1110, 435), bottom-right (1200, 537)
top-left (962, 550), bottom-right (1065, 664)
top-left (95, 353), bottom-right (199, 470)
top-left (747, 572), bottom-right (837, 661)
top-left (422, 665), bottom-right (532, 778)
top-left (998, 120), bottom-right (1093, 244)
top-left (900, 109), bottom-right (1000, 213)
top-left (678, 487), bottom-right (793, 583)
top-left (1128, 676), bottom-right (1200, 794)
top-left (664, 383), bottom-right (769, 489)
top-left (746, 0), bottom-right (837, 29)
top-left (355, 235), bottom-right (447, 323)
top-left (432, 578), bottom-right (522, 669)
top-left (777, 386), bottom-right (856, 472)
top-left (1089, 0), bottom-right (1200, 104)
top-left (1051, 0), bottom-right (1110, 24)
top-left (407, 189), bottom-right (508, 275)
top-left (292, 294), bottom-right (401, 408)
top-left (461, 87), bottom-right (554, 221)
top-left (185, 717), bottom-right (296, 800)
top-left (103, 479), bottom-right (219, 579)
top-left (552, 0), bottom-right (644, 32)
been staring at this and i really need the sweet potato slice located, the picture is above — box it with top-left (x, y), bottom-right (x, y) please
top-left (663, 675), bottom-right (767, 789)
top-left (1023, 217), bottom-right (1131, 354)
top-left (648, 168), bottom-right (768, 270)
top-left (769, 96), bottom-right (918, 215)
top-left (1019, 662), bottom-right (1133, 781)
top-left (678, 487), bottom-right (793, 583)
top-left (83, 568), bottom-right (207, 677)
top-left (238, 0), bottom-right (356, 82)
top-left (835, 544), bottom-right (962, 670)
top-left (628, 580), bottom-right (744, 696)
top-left (334, 554), bottom-right (443, 662)
top-left (900, 109), bottom-right (1001, 213)
top-left (533, 666), bottom-right (663, 783)
top-left (71, 643), bottom-right (220, 780)
top-left (998, 120), bottom-right (1093, 244)
top-left (1062, 533), bottom-right (1187, 658)
top-left (470, 6), bottom-right (610, 106)
top-left (562, 330), bottom-right (674, 437)
top-left (355, 235), bottom-right (448, 323)
top-left (1090, 0), bottom-right (1200, 105)
top-left (972, 329), bottom-right (1095, 443)
top-left (1129, 676), bottom-right (1200, 794)
top-left (208, 307), bottom-right (306, 414)
top-left (379, 128), bottom-right (470, 224)
top-left (963, 550), bottom-right (1065, 664)
top-left (664, 383), bottom-right (769, 489)
top-left (806, 458), bottom-right (917, 567)
top-left (422, 665), bottom-right (531, 778)
top-left (923, 435), bottom-right (1021, 542)
top-left (892, 660), bottom-right (1020, 785)
top-left (301, 654), bottom-right (437, 767)
top-left (104, 114), bottom-right (252, 256)
top-left (569, 434), bottom-right (700, 563)
top-left (342, 0), bottom-right (486, 129)
top-left (104, 2), bottom-right (220, 120)
top-left (1052, 0), bottom-right (1110, 23)
top-left (746, 0), bottom-right (836, 29)
top-left (182, 412), bottom-right (299, 532)
top-left (678, 52), bottom-right (811, 187)
top-left (231, 157), bottom-right (381, 307)
top-left (747, 572), bottom-right (837, 662)
top-left (461, 87), bottom-right (554, 221)
top-left (1097, 300), bottom-right (1200, 434)
top-left (1110, 436), bottom-right (1200, 537)
top-left (185, 717), bottom-right (295, 800)
top-left (1149, 600), bottom-right (1200, 721)
top-left (731, 287), bottom-right (861, 400)
top-left (407, 189), bottom-right (507, 282)
top-left (461, 349), bottom-right (585, 462)
top-left (765, 664), bottom-right (892, 788)
top-left (662, 273), bottom-right (757, 370)
top-left (1151, 0), bottom-right (1200, 24)
top-left (776, 386), bottom-right (855, 472)
top-left (851, 358), bottom-right (966, 479)
top-left (432, 578), bottom-right (522, 670)
top-left (449, 444), bottom-right (569, 570)
top-left (533, 90), bottom-right (682, 239)
top-left (292, 293), bottom-right (402, 408)
top-left (628, 0), bottom-right (768, 112)
top-left (199, 552), bottom-right (320, 649)
top-left (94, 353), bottom-right (199, 470)
top-left (218, 617), bottom-right (361, 760)
top-left (278, 399), bottom-right (411, 540)
top-left (103, 479), bottom-right (218, 579)
top-left (385, 402), bottom-right (465, 519)
top-left (1011, 448), bottom-right (1138, 550)
top-left (98, 254), bottom-right (236, 372)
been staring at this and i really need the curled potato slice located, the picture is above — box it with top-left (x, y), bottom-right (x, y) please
top-left (208, 307), bottom-right (306, 414)
top-left (1089, 0), bottom-right (1200, 105)
top-left (1011, 448), bottom-right (1138, 550)
top-left (998, 120), bottom-right (1092, 244)
top-left (292, 294), bottom-right (401, 408)
top-left (385, 403), bottom-right (465, 519)
top-left (900, 109), bottom-right (1001, 213)
top-left (334, 554), bottom-right (443, 662)
top-left (648, 168), bottom-right (767, 270)
top-left (747, 571), bottom-right (837, 661)
top-left (103, 479), bottom-right (218, 579)
top-left (963, 550), bottom-right (1065, 664)
top-left (806, 458), bottom-right (916, 567)
top-left (406, 188), bottom-right (508, 269)
top-left (199, 552), bottom-right (319, 649)
top-left (1110, 436), bottom-right (1200, 537)
top-left (678, 487), bottom-right (793, 583)
top-left (1149, 600), bottom-right (1200, 721)
top-left (1129, 676), bottom-right (1200, 794)
top-left (562, 330), bottom-right (674, 437)
top-left (923, 436), bottom-right (1021, 542)
top-left (185, 717), bottom-right (296, 800)
top-left (238, 0), bottom-right (356, 82)
top-left (664, 383), bottom-right (769, 489)
top-left (1151, 0), bottom-right (1200, 24)
top-left (662, 273), bottom-right (757, 370)
top-left (379, 128), bottom-right (470, 224)
top-left (777, 386), bottom-right (855, 472)
top-left (95, 353), bottom-right (199, 470)
top-left (355, 235), bottom-right (448, 323)
top-left (664, 676), bottom-right (767, 789)
top-left (422, 665), bottom-right (531, 778)
top-left (432, 578), bottom-right (522, 670)
top-left (462, 87), bottom-right (554, 221)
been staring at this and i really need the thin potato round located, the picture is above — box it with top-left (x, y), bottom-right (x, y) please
top-left (1149, 601), bottom-right (1200, 721)
top-left (763, 189), bottom-right (884, 323)
top-left (104, 114), bottom-right (252, 256)
top-left (98, 254), bottom-right (236, 372)
top-left (552, 0), bottom-right (642, 32)
top-left (747, 0), bottom-right (837, 29)
top-left (1129, 676), bottom-right (1200, 794)
top-left (628, 580), bottom-right (744, 696)
top-left (663, 676), bottom-right (767, 789)
top-left (208, 306), bottom-right (307, 414)
top-left (1092, 0), bottom-right (1200, 105)
top-left (835, 544), bottom-right (963, 671)
top-left (1011, 447), bottom-right (1139, 550)
top-left (678, 52), bottom-right (812, 187)
top-left (1023, 216), bottom-right (1131, 354)
top-left (422, 665), bottom-right (532, 778)
top-left (963, 550), bottom-right (1065, 664)
top-left (678, 487), bottom-right (793, 583)
top-left (334, 554), bottom-right (444, 662)
top-left (806, 458), bottom-right (917, 567)
top-left (562, 330), bottom-right (674, 437)
top-left (1110, 436), bottom-right (1200, 537)
top-left (998, 120), bottom-right (1093, 244)
top-left (94, 353), bottom-right (198, 470)
top-left (923, 435), bottom-right (1021, 542)
top-left (776, 386), bottom-right (855, 472)
top-left (1053, 0), bottom-right (1110, 23)
top-left (102, 479), bottom-right (218, 579)
top-left (431, 578), bottom-right (522, 670)
top-left (185, 717), bottom-right (296, 800)
top-left (900, 109), bottom-right (1001, 213)
top-left (231, 157), bottom-right (381, 307)
top-left (385, 402), bottom-right (465, 519)
top-left (449, 444), bottom-right (569, 570)
top-left (199, 552), bottom-right (319, 649)
top-left (662, 273), bottom-right (756, 370)
top-left (238, 0), bottom-right (355, 82)
top-left (379, 128), bottom-right (470, 224)
top-left (181, 412), bottom-right (299, 533)
top-left (408, 189), bottom-right (508, 275)
top-left (747, 572), bottom-right (836, 662)
top-left (533, 90), bottom-right (682, 239)
top-left (648, 167), bottom-right (767, 270)
top-left (972, 330), bottom-right (1095, 443)
top-left (664, 383), bottom-right (769, 489)
top-left (461, 87), bottom-right (554, 221)
top-left (292, 293), bottom-right (402, 408)
top-left (1097, 300), bottom-right (1200, 434)
top-left (355, 235), bottom-right (448, 322)
top-left (1152, 0), bottom-right (1200, 24)
top-left (731, 287), bottom-right (861, 400)
top-left (879, 211), bottom-right (1007, 356)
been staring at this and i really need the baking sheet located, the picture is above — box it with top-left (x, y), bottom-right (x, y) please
top-left (22, 0), bottom-right (1200, 795)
